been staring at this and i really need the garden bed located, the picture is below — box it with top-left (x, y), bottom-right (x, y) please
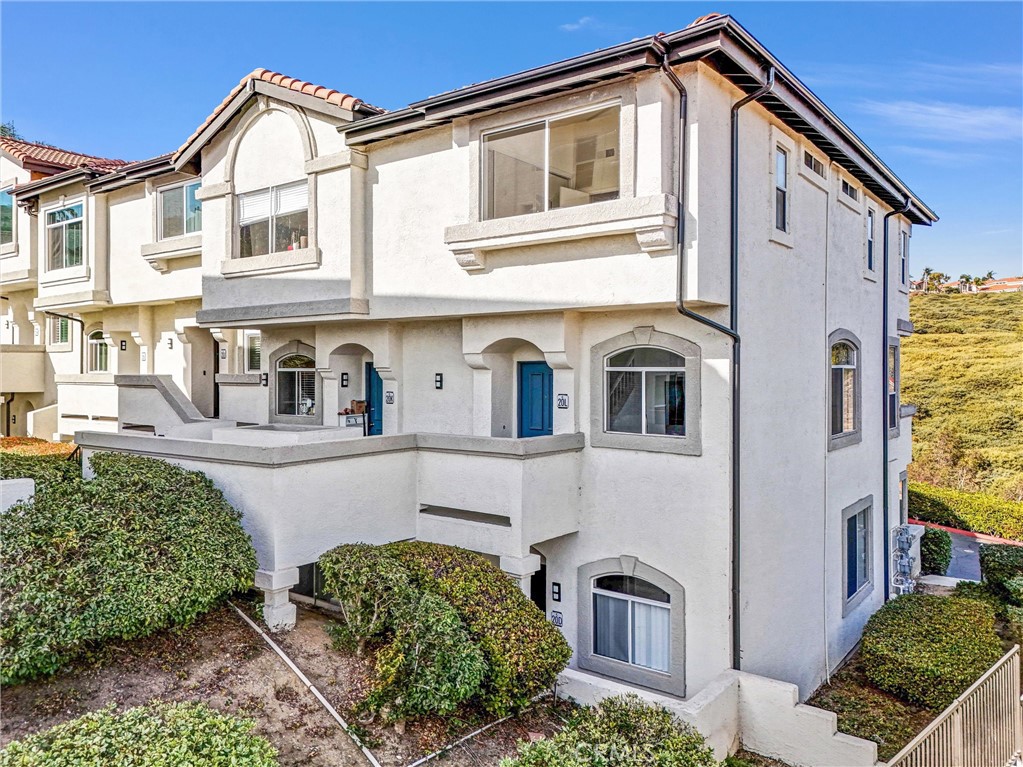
top-left (1, 602), bottom-right (573, 766)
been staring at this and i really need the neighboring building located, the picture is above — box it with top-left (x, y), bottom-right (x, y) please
top-left (979, 276), bottom-right (1023, 293)
top-left (5, 12), bottom-right (936, 727)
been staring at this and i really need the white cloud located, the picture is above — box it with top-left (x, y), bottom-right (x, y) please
top-left (560, 16), bottom-right (598, 32)
top-left (858, 100), bottom-right (1023, 142)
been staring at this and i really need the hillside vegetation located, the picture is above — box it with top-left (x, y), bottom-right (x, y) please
top-left (903, 292), bottom-right (1023, 500)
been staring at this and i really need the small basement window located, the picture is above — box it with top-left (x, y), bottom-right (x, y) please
top-left (592, 575), bottom-right (670, 673)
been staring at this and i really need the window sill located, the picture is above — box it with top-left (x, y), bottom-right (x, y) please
top-left (798, 164), bottom-right (829, 192)
top-left (40, 264), bottom-right (90, 287)
top-left (863, 270), bottom-right (878, 282)
top-left (443, 194), bottom-right (676, 271)
top-left (141, 233), bottom-right (202, 272)
top-left (591, 429), bottom-right (701, 456)
top-left (0, 243), bottom-right (17, 258)
top-left (216, 373), bottom-right (262, 385)
top-left (769, 229), bottom-right (794, 250)
top-left (46, 342), bottom-right (73, 353)
top-left (221, 247), bottom-right (319, 278)
top-left (843, 581), bottom-right (874, 617)
top-left (837, 193), bottom-right (862, 214)
top-left (829, 430), bottom-right (862, 451)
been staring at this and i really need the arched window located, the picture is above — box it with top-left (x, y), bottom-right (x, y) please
top-left (276, 354), bottom-right (316, 416)
top-left (87, 330), bottom-right (108, 373)
top-left (592, 574), bottom-right (671, 673)
top-left (829, 332), bottom-right (861, 449)
top-left (605, 347), bottom-right (685, 437)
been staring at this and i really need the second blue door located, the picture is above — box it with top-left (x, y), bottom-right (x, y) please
top-left (518, 361), bottom-right (553, 438)
top-left (365, 362), bottom-right (383, 435)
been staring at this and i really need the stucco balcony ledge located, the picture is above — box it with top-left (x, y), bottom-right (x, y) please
top-left (141, 233), bottom-right (202, 272)
top-left (0, 344), bottom-right (45, 392)
top-left (444, 194), bottom-right (677, 271)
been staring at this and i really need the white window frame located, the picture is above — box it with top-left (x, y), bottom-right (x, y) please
top-left (829, 332), bottom-right (862, 450)
top-left (841, 179), bottom-right (859, 202)
top-left (0, 185), bottom-right (15, 250)
top-left (157, 179), bottom-right (202, 240)
top-left (237, 180), bottom-right (309, 258)
top-left (275, 354), bottom-right (317, 417)
top-left (866, 208), bottom-right (876, 273)
top-left (604, 347), bottom-right (686, 438)
top-left (87, 330), bottom-right (109, 373)
top-left (44, 200), bottom-right (85, 272)
top-left (888, 339), bottom-right (901, 437)
top-left (591, 577), bottom-right (671, 673)
top-left (480, 100), bottom-right (622, 221)
top-left (244, 330), bottom-right (262, 373)
top-left (48, 316), bottom-right (70, 346)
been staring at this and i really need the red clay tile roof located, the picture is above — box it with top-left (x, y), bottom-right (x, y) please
top-left (175, 68), bottom-right (384, 162)
top-left (0, 136), bottom-right (128, 173)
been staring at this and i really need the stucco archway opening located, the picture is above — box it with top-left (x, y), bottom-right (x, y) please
top-left (480, 338), bottom-right (546, 438)
top-left (328, 343), bottom-right (383, 434)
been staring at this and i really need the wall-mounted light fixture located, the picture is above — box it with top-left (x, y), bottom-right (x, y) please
top-left (340, 372), bottom-right (349, 387)
top-left (260, 372), bottom-right (269, 387)
top-left (434, 373), bottom-right (443, 390)
top-left (119, 340), bottom-right (127, 351)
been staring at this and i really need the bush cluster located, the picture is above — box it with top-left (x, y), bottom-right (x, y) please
top-left (0, 702), bottom-right (277, 767)
top-left (979, 543), bottom-right (1023, 604)
top-left (920, 527), bottom-right (952, 575)
top-left (387, 541), bottom-right (573, 715)
top-left (860, 594), bottom-right (1003, 710)
top-left (319, 541), bottom-right (571, 720)
top-left (909, 482), bottom-right (1023, 541)
top-left (0, 451), bottom-right (80, 489)
top-left (1, 453), bottom-right (257, 684)
top-left (500, 694), bottom-right (716, 767)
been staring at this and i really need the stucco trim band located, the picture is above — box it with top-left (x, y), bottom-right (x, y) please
top-left (195, 298), bottom-right (369, 325)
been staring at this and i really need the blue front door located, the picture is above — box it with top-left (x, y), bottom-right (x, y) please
top-left (365, 362), bottom-right (383, 435)
top-left (518, 361), bottom-right (553, 438)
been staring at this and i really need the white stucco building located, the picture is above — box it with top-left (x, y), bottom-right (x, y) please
top-left (1, 14), bottom-right (935, 753)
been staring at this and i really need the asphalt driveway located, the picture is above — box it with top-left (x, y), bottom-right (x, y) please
top-left (947, 530), bottom-right (982, 581)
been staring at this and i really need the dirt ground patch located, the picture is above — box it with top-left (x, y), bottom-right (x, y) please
top-left (0, 605), bottom-right (369, 766)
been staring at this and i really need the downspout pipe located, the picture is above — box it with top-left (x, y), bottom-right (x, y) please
top-left (44, 310), bottom-right (86, 375)
top-left (882, 199), bottom-right (911, 600)
top-left (655, 36), bottom-right (775, 671)
top-left (4, 392), bottom-right (14, 436)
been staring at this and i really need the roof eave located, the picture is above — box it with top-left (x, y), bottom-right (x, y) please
top-left (13, 167), bottom-right (103, 200)
top-left (88, 154), bottom-right (178, 193)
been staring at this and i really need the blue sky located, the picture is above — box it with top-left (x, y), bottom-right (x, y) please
top-left (2, 2), bottom-right (1020, 279)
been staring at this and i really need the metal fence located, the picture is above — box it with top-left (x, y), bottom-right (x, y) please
top-left (887, 645), bottom-right (1022, 767)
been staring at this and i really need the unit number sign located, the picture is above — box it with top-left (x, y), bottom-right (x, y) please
top-left (550, 611), bottom-right (563, 628)
top-left (556, 394), bottom-right (569, 409)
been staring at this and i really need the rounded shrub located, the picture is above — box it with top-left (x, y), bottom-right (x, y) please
top-left (0, 702), bottom-right (277, 767)
top-left (500, 694), bottom-right (716, 767)
top-left (369, 590), bottom-right (487, 720)
top-left (920, 527), bottom-right (952, 575)
top-left (0, 451), bottom-right (80, 489)
top-left (979, 543), bottom-right (1023, 604)
top-left (860, 594), bottom-right (1003, 710)
top-left (386, 541), bottom-right (572, 716)
top-left (319, 543), bottom-right (412, 655)
top-left (909, 483), bottom-right (1023, 541)
top-left (1, 452), bottom-right (257, 684)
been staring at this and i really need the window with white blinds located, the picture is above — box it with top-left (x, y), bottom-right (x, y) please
top-left (238, 181), bottom-right (309, 258)
top-left (276, 354), bottom-right (317, 416)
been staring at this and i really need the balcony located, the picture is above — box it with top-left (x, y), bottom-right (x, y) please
top-left (55, 374), bottom-right (119, 439)
top-left (72, 426), bottom-right (584, 572)
top-left (0, 345), bottom-right (45, 392)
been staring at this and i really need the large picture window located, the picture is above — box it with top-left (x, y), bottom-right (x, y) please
top-left (159, 180), bottom-right (202, 239)
top-left (46, 203), bottom-right (83, 271)
top-left (87, 330), bottom-right (108, 373)
top-left (605, 347), bottom-right (685, 437)
top-left (276, 354), bottom-right (316, 416)
top-left (483, 104), bottom-right (620, 220)
top-left (1, 188), bottom-right (13, 246)
top-left (238, 181), bottom-right (309, 258)
top-left (592, 575), bottom-right (670, 673)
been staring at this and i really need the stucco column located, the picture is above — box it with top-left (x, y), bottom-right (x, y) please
top-left (254, 567), bottom-right (300, 630)
top-left (500, 554), bottom-right (541, 599)
top-left (463, 353), bottom-right (492, 436)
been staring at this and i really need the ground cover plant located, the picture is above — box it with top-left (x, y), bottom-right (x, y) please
top-left (860, 594), bottom-right (1002, 710)
top-left (318, 542), bottom-right (571, 723)
top-left (500, 694), bottom-right (716, 767)
top-left (903, 292), bottom-right (1023, 501)
top-left (0, 702), bottom-right (278, 767)
top-left (1, 452), bottom-right (257, 684)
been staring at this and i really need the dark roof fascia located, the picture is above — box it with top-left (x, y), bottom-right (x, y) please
top-left (87, 154), bottom-right (179, 193)
top-left (13, 167), bottom-right (102, 200)
top-left (173, 80), bottom-right (370, 171)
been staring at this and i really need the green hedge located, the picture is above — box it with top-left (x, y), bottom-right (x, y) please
top-left (385, 541), bottom-right (572, 716)
top-left (920, 527), bottom-right (952, 575)
top-left (909, 482), bottom-right (1023, 540)
top-left (979, 544), bottom-right (1023, 604)
top-left (1, 453), bottom-right (257, 684)
top-left (0, 702), bottom-right (277, 766)
top-left (861, 594), bottom-right (1003, 710)
top-left (500, 694), bottom-right (715, 767)
top-left (0, 452), bottom-right (80, 490)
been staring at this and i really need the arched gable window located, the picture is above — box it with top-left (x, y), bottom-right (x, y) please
top-left (605, 347), bottom-right (685, 437)
top-left (276, 354), bottom-right (316, 416)
top-left (87, 330), bottom-right (108, 373)
top-left (829, 330), bottom-right (862, 450)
